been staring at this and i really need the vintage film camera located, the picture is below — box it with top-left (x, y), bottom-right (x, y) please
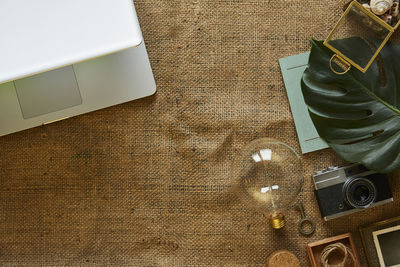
top-left (313, 164), bottom-right (393, 221)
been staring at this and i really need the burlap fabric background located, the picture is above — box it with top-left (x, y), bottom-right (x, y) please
top-left (1, 0), bottom-right (400, 266)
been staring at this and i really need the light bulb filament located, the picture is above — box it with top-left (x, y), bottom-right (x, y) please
top-left (256, 150), bottom-right (277, 209)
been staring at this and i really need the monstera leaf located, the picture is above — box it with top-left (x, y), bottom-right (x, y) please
top-left (301, 38), bottom-right (400, 173)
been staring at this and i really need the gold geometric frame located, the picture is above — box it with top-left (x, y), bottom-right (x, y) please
top-left (323, 0), bottom-right (400, 73)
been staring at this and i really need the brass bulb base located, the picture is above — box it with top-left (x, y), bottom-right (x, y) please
top-left (269, 212), bottom-right (285, 229)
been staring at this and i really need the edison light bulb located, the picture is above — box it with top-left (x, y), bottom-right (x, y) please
top-left (232, 138), bottom-right (303, 229)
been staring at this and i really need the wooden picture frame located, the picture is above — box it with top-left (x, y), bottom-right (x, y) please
top-left (360, 216), bottom-right (400, 267)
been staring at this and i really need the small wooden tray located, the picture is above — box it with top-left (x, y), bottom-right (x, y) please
top-left (307, 233), bottom-right (361, 267)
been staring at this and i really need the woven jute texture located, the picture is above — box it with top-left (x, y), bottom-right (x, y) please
top-left (1, 0), bottom-right (400, 266)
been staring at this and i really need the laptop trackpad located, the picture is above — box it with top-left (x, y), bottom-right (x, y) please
top-left (15, 66), bottom-right (82, 119)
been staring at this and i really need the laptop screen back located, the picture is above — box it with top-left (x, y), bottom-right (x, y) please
top-left (0, 0), bottom-right (142, 85)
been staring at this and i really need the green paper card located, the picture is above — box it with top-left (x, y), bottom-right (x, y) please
top-left (279, 52), bottom-right (329, 154)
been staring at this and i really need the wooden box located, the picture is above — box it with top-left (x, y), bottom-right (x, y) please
top-left (306, 233), bottom-right (361, 267)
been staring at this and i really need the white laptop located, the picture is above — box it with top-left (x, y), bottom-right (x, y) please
top-left (0, 0), bottom-right (156, 137)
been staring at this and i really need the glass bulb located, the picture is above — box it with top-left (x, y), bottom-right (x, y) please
top-left (232, 138), bottom-right (304, 229)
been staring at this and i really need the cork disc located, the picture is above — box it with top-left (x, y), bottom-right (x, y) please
top-left (266, 250), bottom-right (301, 267)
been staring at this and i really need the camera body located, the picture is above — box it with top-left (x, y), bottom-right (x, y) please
top-left (313, 164), bottom-right (393, 221)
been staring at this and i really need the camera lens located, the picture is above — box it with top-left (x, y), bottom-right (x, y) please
top-left (343, 178), bottom-right (376, 209)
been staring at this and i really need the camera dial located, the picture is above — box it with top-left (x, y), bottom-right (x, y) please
top-left (342, 178), bottom-right (377, 209)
